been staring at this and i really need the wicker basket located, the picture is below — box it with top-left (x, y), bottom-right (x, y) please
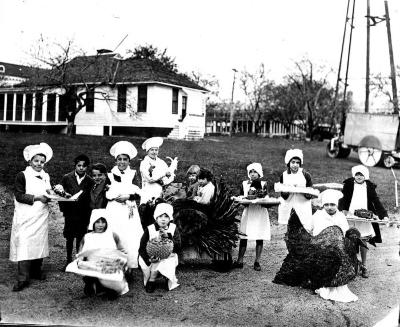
top-left (146, 238), bottom-right (174, 259)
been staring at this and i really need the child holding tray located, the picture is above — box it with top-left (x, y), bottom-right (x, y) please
top-left (277, 149), bottom-right (314, 232)
top-left (232, 163), bottom-right (270, 271)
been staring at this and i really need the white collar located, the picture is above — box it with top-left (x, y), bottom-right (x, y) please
top-left (111, 165), bottom-right (135, 177)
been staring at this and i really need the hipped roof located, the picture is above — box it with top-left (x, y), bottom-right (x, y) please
top-left (18, 53), bottom-right (208, 92)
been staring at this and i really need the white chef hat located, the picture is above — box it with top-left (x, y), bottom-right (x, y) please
top-left (351, 165), bottom-right (369, 180)
top-left (284, 149), bottom-right (303, 165)
top-left (88, 209), bottom-right (108, 231)
top-left (320, 189), bottom-right (343, 206)
top-left (109, 141), bottom-right (137, 160)
top-left (153, 203), bottom-right (174, 221)
top-left (247, 162), bottom-right (263, 178)
top-left (23, 142), bottom-right (53, 163)
top-left (142, 137), bottom-right (163, 152)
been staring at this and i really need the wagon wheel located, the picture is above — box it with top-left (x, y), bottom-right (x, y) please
top-left (326, 142), bottom-right (351, 159)
top-left (358, 147), bottom-right (382, 167)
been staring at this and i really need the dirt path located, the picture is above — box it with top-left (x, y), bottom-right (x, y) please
top-left (0, 184), bottom-right (399, 327)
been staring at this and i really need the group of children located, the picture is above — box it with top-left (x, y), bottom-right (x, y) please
top-left (9, 140), bottom-right (388, 303)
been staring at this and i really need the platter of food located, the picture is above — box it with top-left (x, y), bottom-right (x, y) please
top-left (232, 196), bottom-right (281, 206)
top-left (274, 183), bottom-right (320, 198)
top-left (313, 183), bottom-right (343, 191)
top-left (46, 190), bottom-right (83, 202)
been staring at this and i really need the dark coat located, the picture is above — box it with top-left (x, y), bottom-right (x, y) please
top-left (59, 171), bottom-right (95, 238)
top-left (338, 178), bottom-right (387, 243)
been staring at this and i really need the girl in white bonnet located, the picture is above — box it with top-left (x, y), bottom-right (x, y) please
top-left (10, 142), bottom-right (53, 292)
top-left (106, 141), bottom-right (143, 274)
top-left (232, 163), bottom-right (271, 271)
top-left (338, 165), bottom-right (388, 278)
top-left (278, 149), bottom-right (313, 232)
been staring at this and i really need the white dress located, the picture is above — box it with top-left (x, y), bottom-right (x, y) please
top-left (278, 168), bottom-right (313, 231)
top-left (106, 166), bottom-right (143, 268)
top-left (138, 223), bottom-right (179, 290)
top-left (79, 229), bottom-right (129, 295)
top-left (140, 156), bottom-right (174, 204)
top-left (348, 182), bottom-right (375, 238)
top-left (10, 166), bottom-right (51, 262)
top-left (239, 181), bottom-right (271, 241)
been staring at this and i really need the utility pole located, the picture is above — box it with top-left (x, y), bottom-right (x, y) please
top-left (384, 0), bottom-right (399, 114)
top-left (365, 0), bottom-right (371, 113)
top-left (229, 68), bottom-right (238, 137)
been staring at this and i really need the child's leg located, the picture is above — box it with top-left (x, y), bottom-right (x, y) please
top-left (255, 240), bottom-right (263, 263)
top-left (236, 239), bottom-right (248, 263)
top-left (360, 246), bottom-right (369, 278)
top-left (149, 270), bottom-right (159, 282)
top-left (66, 237), bottom-right (74, 263)
top-left (30, 258), bottom-right (45, 279)
top-left (13, 260), bottom-right (31, 291)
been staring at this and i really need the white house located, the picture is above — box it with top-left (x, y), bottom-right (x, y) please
top-left (0, 52), bottom-right (208, 139)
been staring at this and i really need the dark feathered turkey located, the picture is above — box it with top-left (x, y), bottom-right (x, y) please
top-left (273, 210), bottom-right (365, 290)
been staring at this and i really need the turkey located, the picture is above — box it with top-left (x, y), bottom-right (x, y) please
top-left (138, 179), bottom-right (241, 271)
top-left (273, 210), bottom-right (366, 290)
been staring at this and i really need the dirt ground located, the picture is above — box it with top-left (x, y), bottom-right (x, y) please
top-left (0, 184), bottom-right (399, 327)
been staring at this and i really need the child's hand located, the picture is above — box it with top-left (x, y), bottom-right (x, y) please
top-left (150, 256), bottom-right (160, 263)
top-left (115, 194), bottom-right (130, 202)
top-left (35, 195), bottom-right (50, 203)
top-left (165, 171), bottom-right (172, 178)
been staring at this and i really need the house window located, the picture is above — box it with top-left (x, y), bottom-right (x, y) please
top-left (137, 85), bottom-right (147, 113)
top-left (172, 88), bottom-right (178, 114)
top-left (15, 93), bottom-right (23, 121)
top-left (35, 93), bottom-right (43, 121)
top-left (46, 93), bottom-right (56, 121)
top-left (181, 96), bottom-right (187, 120)
top-left (0, 94), bottom-right (4, 120)
top-left (25, 94), bottom-right (33, 121)
top-left (59, 93), bottom-right (75, 121)
top-left (6, 94), bottom-right (13, 120)
top-left (117, 85), bottom-right (127, 112)
top-left (0, 65), bottom-right (4, 73)
top-left (85, 89), bottom-right (94, 112)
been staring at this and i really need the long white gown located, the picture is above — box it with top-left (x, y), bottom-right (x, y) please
top-left (106, 166), bottom-right (143, 268)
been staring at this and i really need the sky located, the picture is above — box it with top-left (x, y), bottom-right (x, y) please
top-left (1, 0), bottom-right (400, 109)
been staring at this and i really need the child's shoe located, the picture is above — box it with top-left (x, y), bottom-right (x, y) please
top-left (253, 262), bottom-right (261, 271)
top-left (145, 281), bottom-right (156, 293)
top-left (360, 265), bottom-right (369, 278)
top-left (232, 261), bottom-right (244, 269)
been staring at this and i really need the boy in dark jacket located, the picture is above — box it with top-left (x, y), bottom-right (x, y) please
top-left (58, 154), bottom-right (94, 269)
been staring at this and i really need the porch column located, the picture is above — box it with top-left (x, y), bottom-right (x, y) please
top-left (1, 94), bottom-right (5, 120)
top-left (55, 95), bottom-right (59, 122)
top-left (32, 94), bottom-right (36, 121)
top-left (22, 94), bottom-right (26, 121)
top-left (12, 93), bottom-right (16, 121)
top-left (42, 94), bottom-right (48, 122)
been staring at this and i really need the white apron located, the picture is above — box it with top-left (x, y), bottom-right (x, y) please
top-left (79, 230), bottom-right (129, 295)
top-left (239, 181), bottom-right (271, 241)
top-left (278, 169), bottom-right (313, 230)
top-left (10, 167), bottom-right (51, 262)
top-left (139, 223), bottom-right (179, 290)
top-left (106, 166), bottom-right (143, 268)
top-left (348, 182), bottom-right (375, 238)
top-left (140, 156), bottom-right (174, 204)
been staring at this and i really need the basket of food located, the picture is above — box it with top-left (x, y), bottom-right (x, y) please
top-left (146, 236), bottom-right (174, 260)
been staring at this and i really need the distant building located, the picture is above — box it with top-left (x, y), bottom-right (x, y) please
top-left (0, 52), bottom-right (208, 139)
top-left (0, 62), bottom-right (48, 87)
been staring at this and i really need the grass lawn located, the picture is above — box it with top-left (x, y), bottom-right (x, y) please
top-left (0, 132), bottom-right (399, 327)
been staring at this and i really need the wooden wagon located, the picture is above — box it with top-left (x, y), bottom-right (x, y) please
top-left (327, 112), bottom-right (400, 168)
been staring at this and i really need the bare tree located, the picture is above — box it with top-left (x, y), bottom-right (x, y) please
top-left (286, 58), bottom-right (334, 138)
top-left (24, 39), bottom-right (133, 136)
top-left (239, 64), bottom-right (274, 134)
